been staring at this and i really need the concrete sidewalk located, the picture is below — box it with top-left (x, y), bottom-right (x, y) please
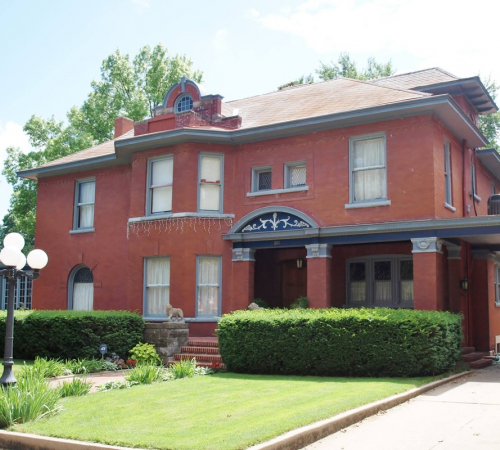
top-left (302, 364), bottom-right (500, 450)
top-left (49, 370), bottom-right (128, 393)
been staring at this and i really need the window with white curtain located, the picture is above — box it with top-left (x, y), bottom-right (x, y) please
top-left (349, 134), bottom-right (387, 203)
top-left (196, 256), bottom-right (221, 317)
top-left (148, 157), bottom-right (173, 214)
top-left (144, 257), bottom-right (170, 317)
top-left (74, 180), bottom-right (95, 229)
top-left (70, 266), bottom-right (94, 311)
top-left (199, 155), bottom-right (223, 212)
top-left (346, 256), bottom-right (413, 308)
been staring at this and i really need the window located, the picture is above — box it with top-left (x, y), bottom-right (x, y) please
top-left (148, 157), bottom-right (173, 215)
top-left (175, 94), bottom-right (193, 113)
top-left (349, 134), bottom-right (387, 204)
top-left (196, 256), bottom-right (221, 318)
top-left (74, 180), bottom-right (95, 230)
top-left (285, 162), bottom-right (306, 188)
top-left (346, 256), bottom-right (413, 308)
top-left (1, 275), bottom-right (32, 310)
top-left (495, 264), bottom-right (500, 306)
top-left (199, 154), bottom-right (223, 212)
top-left (444, 142), bottom-right (453, 206)
top-left (144, 257), bottom-right (170, 317)
top-left (69, 266), bottom-right (93, 310)
top-left (252, 166), bottom-right (272, 192)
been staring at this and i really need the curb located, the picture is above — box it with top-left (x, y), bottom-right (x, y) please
top-left (0, 371), bottom-right (471, 450)
top-left (248, 371), bottom-right (471, 450)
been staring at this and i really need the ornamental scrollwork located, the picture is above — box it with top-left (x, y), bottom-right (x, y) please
top-left (240, 212), bottom-right (311, 233)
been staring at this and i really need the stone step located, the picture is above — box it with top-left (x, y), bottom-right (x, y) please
top-left (461, 346), bottom-right (476, 355)
top-left (174, 353), bottom-right (223, 363)
top-left (180, 345), bottom-right (220, 354)
top-left (469, 358), bottom-right (493, 369)
top-left (462, 352), bottom-right (485, 363)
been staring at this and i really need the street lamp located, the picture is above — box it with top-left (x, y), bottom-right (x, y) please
top-left (0, 233), bottom-right (48, 386)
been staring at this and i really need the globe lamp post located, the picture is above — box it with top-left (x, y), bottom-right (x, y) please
top-left (0, 233), bottom-right (48, 386)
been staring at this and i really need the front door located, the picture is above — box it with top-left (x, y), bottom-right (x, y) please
top-left (281, 260), bottom-right (307, 308)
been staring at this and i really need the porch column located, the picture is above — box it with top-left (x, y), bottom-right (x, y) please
top-left (305, 244), bottom-right (332, 309)
top-left (446, 244), bottom-right (462, 314)
top-left (411, 238), bottom-right (445, 311)
top-left (230, 248), bottom-right (255, 312)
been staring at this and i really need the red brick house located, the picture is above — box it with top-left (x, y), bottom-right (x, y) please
top-left (20, 68), bottom-right (500, 351)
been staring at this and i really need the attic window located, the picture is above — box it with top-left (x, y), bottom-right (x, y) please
top-left (175, 94), bottom-right (193, 113)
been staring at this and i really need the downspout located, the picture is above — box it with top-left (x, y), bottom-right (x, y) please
top-left (462, 140), bottom-right (473, 345)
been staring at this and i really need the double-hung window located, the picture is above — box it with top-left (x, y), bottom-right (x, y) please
top-left (444, 142), bottom-right (453, 207)
top-left (349, 133), bottom-right (387, 204)
top-left (196, 256), bottom-right (221, 318)
top-left (199, 154), bottom-right (223, 212)
top-left (346, 256), bottom-right (413, 308)
top-left (284, 162), bottom-right (306, 189)
top-left (1, 274), bottom-right (32, 310)
top-left (252, 166), bottom-right (272, 192)
top-left (148, 157), bottom-right (173, 214)
top-left (144, 257), bottom-right (170, 317)
top-left (74, 179), bottom-right (95, 230)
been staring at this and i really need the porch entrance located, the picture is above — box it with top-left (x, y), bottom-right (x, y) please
top-left (254, 248), bottom-right (307, 308)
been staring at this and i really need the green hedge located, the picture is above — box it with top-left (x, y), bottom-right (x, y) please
top-left (0, 310), bottom-right (145, 360)
top-left (218, 308), bottom-right (462, 377)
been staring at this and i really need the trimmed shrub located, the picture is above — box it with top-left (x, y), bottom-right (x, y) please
top-left (0, 310), bottom-right (144, 360)
top-left (218, 308), bottom-right (462, 377)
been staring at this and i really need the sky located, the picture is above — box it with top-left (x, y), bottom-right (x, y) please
top-left (1, 0), bottom-right (500, 224)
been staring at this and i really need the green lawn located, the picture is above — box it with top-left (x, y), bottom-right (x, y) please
top-left (13, 372), bottom-right (434, 450)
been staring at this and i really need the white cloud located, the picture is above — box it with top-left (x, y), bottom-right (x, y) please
top-left (256, 0), bottom-right (500, 80)
top-left (213, 28), bottom-right (229, 52)
top-left (0, 121), bottom-right (33, 222)
top-left (245, 8), bottom-right (260, 19)
top-left (132, 0), bottom-right (150, 8)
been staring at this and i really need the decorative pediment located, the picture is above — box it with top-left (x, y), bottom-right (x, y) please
top-left (237, 210), bottom-right (315, 234)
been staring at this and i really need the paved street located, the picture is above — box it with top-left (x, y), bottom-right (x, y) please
top-left (302, 365), bottom-right (500, 450)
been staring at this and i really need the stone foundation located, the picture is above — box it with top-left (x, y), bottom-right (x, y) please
top-left (143, 322), bottom-right (189, 363)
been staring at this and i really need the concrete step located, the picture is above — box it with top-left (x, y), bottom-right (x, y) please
top-left (461, 346), bottom-right (476, 355)
top-left (462, 352), bottom-right (485, 363)
top-left (469, 358), bottom-right (493, 369)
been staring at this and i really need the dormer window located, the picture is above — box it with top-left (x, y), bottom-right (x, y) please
top-left (175, 94), bottom-right (193, 113)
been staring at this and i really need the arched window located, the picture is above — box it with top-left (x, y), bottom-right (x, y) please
top-left (175, 94), bottom-right (193, 113)
top-left (69, 266), bottom-right (94, 310)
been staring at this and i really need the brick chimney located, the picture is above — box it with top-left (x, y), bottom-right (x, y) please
top-left (114, 117), bottom-right (134, 139)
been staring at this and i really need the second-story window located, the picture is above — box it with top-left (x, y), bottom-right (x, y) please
top-left (74, 179), bottom-right (95, 230)
top-left (285, 161), bottom-right (306, 188)
top-left (199, 154), bottom-right (223, 212)
top-left (252, 166), bottom-right (272, 192)
top-left (349, 133), bottom-right (387, 204)
top-left (444, 142), bottom-right (453, 207)
top-left (175, 94), bottom-right (193, 113)
top-left (148, 157), bottom-right (173, 214)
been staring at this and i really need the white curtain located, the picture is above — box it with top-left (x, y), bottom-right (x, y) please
top-left (375, 281), bottom-right (392, 302)
top-left (350, 282), bottom-right (366, 302)
top-left (198, 257), bottom-right (219, 316)
top-left (151, 159), bottom-right (173, 213)
top-left (200, 184), bottom-right (220, 211)
top-left (400, 281), bottom-right (414, 302)
top-left (200, 157), bottom-right (221, 182)
top-left (200, 156), bottom-right (221, 211)
top-left (73, 283), bottom-right (93, 310)
top-left (290, 165), bottom-right (306, 187)
top-left (78, 182), bottom-right (95, 228)
top-left (353, 138), bottom-right (386, 201)
top-left (146, 258), bottom-right (170, 315)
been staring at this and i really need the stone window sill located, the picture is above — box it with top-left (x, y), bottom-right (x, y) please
top-left (129, 212), bottom-right (235, 223)
top-left (69, 228), bottom-right (95, 234)
top-left (344, 200), bottom-right (391, 209)
top-left (246, 186), bottom-right (309, 197)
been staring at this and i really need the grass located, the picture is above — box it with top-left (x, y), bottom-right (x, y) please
top-left (13, 372), bottom-right (435, 450)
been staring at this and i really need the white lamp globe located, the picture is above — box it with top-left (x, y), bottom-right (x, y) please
top-left (15, 253), bottom-right (27, 270)
top-left (27, 249), bottom-right (48, 270)
top-left (0, 246), bottom-right (23, 267)
top-left (3, 232), bottom-right (25, 251)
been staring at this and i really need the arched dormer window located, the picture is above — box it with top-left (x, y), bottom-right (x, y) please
top-left (175, 94), bottom-right (193, 113)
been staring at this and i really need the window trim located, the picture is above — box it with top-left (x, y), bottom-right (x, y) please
top-left (284, 161), bottom-right (307, 189)
top-left (143, 256), bottom-right (171, 320)
top-left (444, 141), bottom-right (453, 208)
top-left (195, 255), bottom-right (222, 319)
top-left (73, 178), bottom-right (95, 231)
top-left (345, 255), bottom-right (413, 308)
top-left (146, 155), bottom-right (174, 216)
top-left (198, 153), bottom-right (224, 213)
top-left (348, 132), bottom-right (387, 206)
top-left (251, 165), bottom-right (272, 193)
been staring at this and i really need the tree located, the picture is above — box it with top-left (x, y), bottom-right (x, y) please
top-left (479, 77), bottom-right (500, 150)
top-left (278, 74), bottom-right (314, 90)
top-left (1, 44), bottom-right (202, 247)
top-left (316, 52), bottom-right (395, 81)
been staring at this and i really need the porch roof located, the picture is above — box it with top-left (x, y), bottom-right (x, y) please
top-left (224, 216), bottom-right (500, 250)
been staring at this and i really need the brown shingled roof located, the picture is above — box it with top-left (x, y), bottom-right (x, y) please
top-left (370, 68), bottom-right (458, 90)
